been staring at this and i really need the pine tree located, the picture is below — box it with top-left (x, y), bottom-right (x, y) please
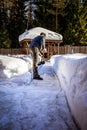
top-left (7, 0), bottom-right (26, 48)
top-left (0, 0), bottom-right (26, 48)
top-left (0, 23), bottom-right (10, 48)
top-left (33, 0), bottom-right (56, 31)
top-left (63, 0), bottom-right (87, 45)
top-left (33, 0), bottom-right (66, 34)
top-left (79, 1), bottom-right (87, 45)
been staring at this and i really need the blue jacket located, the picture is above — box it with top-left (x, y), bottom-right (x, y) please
top-left (30, 35), bottom-right (45, 50)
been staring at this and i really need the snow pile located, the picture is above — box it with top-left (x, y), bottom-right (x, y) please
top-left (0, 55), bottom-right (32, 78)
top-left (19, 27), bottom-right (63, 42)
top-left (0, 53), bottom-right (87, 130)
top-left (50, 53), bottom-right (87, 130)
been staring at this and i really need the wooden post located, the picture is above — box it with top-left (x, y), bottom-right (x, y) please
top-left (58, 43), bottom-right (60, 54)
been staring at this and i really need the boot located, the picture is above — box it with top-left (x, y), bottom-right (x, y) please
top-left (33, 75), bottom-right (43, 80)
top-left (38, 61), bottom-right (45, 66)
top-left (33, 67), bottom-right (43, 80)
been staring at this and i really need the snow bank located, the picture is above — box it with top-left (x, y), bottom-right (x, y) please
top-left (0, 55), bottom-right (32, 78)
top-left (50, 53), bottom-right (87, 130)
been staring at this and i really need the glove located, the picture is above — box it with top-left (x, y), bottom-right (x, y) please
top-left (40, 48), bottom-right (47, 55)
top-left (40, 49), bottom-right (47, 58)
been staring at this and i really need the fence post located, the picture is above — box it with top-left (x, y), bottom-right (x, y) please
top-left (58, 43), bottom-right (60, 54)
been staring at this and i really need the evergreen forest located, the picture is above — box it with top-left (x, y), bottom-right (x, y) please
top-left (0, 0), bottom-right (87, 48)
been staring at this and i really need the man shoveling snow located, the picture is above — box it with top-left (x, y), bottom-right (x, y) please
top-left (30, 32), bottom-right (47, 80)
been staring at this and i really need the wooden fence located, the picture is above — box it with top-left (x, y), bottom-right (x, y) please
top-left (0, 46), bottom-right (87, 58)
top-left (59, 46), bottom-right (87, 54)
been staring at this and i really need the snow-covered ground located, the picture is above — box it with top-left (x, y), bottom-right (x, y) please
top-left (0, 53), bottom-right (87, 130)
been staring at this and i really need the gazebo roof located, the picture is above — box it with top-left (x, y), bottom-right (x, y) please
top-left (19, 27), bottom-right (63, 43)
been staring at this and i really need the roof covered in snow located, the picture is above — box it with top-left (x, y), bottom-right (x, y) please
top-left (19, 27), bottom-right (63, 43)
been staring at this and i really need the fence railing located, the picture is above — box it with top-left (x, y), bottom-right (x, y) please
top-left (0, 46), bottom-right (87, 58)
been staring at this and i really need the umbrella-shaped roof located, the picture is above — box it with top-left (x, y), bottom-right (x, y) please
top-left (19, 27), bottom-right (63, 43)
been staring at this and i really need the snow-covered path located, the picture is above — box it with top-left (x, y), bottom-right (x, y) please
top-left (0, 61), bottom-right (79, 130)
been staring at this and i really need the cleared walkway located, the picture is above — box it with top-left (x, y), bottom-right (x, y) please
top-left (0, 61), bottom-right (79, 130)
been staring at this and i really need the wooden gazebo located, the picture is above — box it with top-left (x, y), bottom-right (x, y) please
top-left (19, 27), bottom-right (63, 59)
